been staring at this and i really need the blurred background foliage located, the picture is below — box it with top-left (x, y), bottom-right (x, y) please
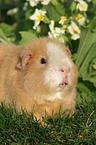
top-left (0, 0), bottom-right (96, 44)
top-left (0, 0), bottom-right (26, 42)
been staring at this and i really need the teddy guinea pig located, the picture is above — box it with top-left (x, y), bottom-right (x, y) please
top-left (0, 37), bottom-right (78, 119)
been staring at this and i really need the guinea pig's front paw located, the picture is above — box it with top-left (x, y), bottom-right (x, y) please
top-left (33, 113), bottom-right (42, 121)
top-left (33, 113), bottom-right (50, 127)
top-left (61, 109), bottom-right (75, 118)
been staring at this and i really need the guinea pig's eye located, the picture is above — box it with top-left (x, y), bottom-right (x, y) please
top-left (40, 58), bottom-right (46, 64)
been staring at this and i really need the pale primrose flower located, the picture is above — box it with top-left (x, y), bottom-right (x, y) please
top-left (30, 9), bottom-right (46, 29)
top-left (75, 14), bottom-right (85, 25)
top-left (55, 27), bottom-right (65, 36)
top-left (49, 20), bottom-right (65, 34)
top-left (68, 21), bottom-right (80, 40)
top-left (76, 0), bottom-right (88, 11)
top-left (28, 0), bottom-right (39, 7)
top-left (49, 20), bottom-right (55, 33)
top-left (62, 25), bottom-right (68, 31)
top-left (41, 0), bottom-right (51, 5)
top-left (59, 16), bottom-right (67, 25)
top-left (28, 0), bottom-right (50, 7)
top-left (23, 2), bottom-right (28, 11)
top-left (7, 8), bottom-right (18, 15)
top-left (48, 31), bottom-right (65, 43)
top-left (87, 0), bottom-right (91, 2)
top-left (48, 20), bottom-right (65, 43)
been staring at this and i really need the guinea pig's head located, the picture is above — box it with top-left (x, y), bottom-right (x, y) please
top-left (17, 37), bottom-right (78, 98)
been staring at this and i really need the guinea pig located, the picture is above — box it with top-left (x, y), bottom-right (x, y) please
top-left (0, 37), bottom-right (78, 119)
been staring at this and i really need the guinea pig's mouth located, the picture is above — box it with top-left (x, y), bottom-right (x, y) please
top-left (59, 82), bottom-right (68, 88)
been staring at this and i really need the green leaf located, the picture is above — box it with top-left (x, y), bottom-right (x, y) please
top-left (71, 2), bottom-right (77, 11)
top-left (79, 43), bottom-right (96, 75)
top-left (0, 29), bottom-right (9, 43)
top-left (77, 78), bottom-right (96, 97)
top-left (77, 82), bottom-right (91, 96)
top-left (62, 35), bottom-right (69, 42)
top-left (0, 23), bottom-right (13, 37)
top-left (19, 31), bottom-right (37, 44)
top-left (71, 53), bottom-right (77, 61)
top-left (75, 27), bottom-right (96, 88)
top-left (83, 75), bottom-right (96, 87)
top-left (43, 16), bottom-right (50, 24)
top-left (76, 28), bottom-right (96, 68)
top-left (45, 3), bottom-right (65, 22)
top-left (25, 4), bottom-right (35, 20)
top-left (87, 17), bottom-right (96, 30)
top-left (51, 0), bottom-right (58, 5)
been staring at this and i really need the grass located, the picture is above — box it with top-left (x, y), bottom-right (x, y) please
top-left (0, 95), bottom-right (96, 145)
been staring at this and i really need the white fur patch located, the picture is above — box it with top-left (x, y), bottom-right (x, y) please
top-left (44, 41), bottom-right (72, 89)
top-left (47, 92), bottom-right (62, 101)
top-left (46, 42), bottom-right (72, 68)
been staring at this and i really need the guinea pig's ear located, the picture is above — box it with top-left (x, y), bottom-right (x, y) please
top-left (17, 51), bottom-right (32, 69)
top-left (65, 47), bottom-right (71, 57)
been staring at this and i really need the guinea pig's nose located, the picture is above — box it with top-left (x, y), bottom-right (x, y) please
top-left (60, 67), bottom-right (70, 74)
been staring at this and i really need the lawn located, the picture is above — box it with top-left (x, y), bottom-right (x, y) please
top-left (0, 95), bottom-right (96, 144)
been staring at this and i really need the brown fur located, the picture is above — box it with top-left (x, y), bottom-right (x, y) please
top-left (0, 37), bottom-right (78, 119)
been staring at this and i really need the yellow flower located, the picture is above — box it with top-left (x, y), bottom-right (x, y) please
top-left (36, 13), bottom-right (43, 21)
top-left (30, 9), bottom-right (46, 29)
top-left (59, 16), bottom-right (67, 25)
top-left (76, 14), bottom-right (82, 19)
top-left (73, 29), bottom-right (79, 34)
top-left (75, 13), bottom-right (86, 25)
top-left (56, 35), bottom-right (60, 40)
